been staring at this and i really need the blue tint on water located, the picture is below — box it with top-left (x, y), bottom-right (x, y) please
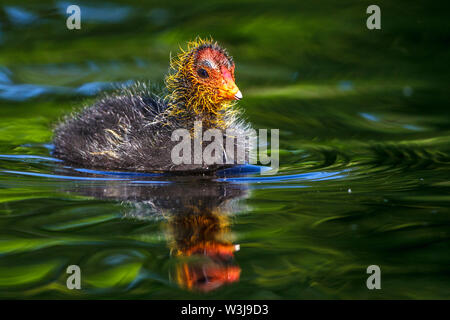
top-left (218, 170), bottom-right (346, 184)
top-left (4, 6), bottom-right (38, 25)
top-left (1, 170), bottom-right (130, 181)
top-left (73, 168), bottom-right (162, 177)
top-left (359, 112), bottom-right (380, 122)
top-left (0, 67), bottom-right (12, 83)
top-left (0, 154), bottom-right (63, 162)
top-left (0, 154), bottom-right (345, 186)
top-left (57, 2), bottom-right (133, 23)
top-left (216, 164), bottom-right (271, 176)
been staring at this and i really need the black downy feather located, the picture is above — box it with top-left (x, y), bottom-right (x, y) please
top-left (53, 81), bottom-right (252, 173)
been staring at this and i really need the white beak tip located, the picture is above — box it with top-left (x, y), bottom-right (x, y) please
top-left (234, 90), bottom-right (243, 100)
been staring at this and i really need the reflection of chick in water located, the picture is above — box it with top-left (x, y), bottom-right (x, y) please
top-left (168, 207), bottom-right (241, 292)
top-left (65, 177), bottom-right (246, 292)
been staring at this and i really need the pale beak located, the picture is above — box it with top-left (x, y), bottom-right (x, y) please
top-left (219, 83), bottom-right (242, 101)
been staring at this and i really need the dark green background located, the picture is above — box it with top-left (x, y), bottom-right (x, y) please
top-left (0, 0), bottom-right (449, 299)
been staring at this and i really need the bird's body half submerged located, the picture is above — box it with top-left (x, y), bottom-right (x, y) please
top-left (53, 39), bottom-right (252, 172)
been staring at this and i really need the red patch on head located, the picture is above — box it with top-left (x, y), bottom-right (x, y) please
top-left (195, 47), bottom-right (232, 69)
top-left (221, 66), bottom-right (233, 81)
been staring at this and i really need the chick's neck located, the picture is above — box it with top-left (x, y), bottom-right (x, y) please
top-left (166, 79), bottom-right (233, 130)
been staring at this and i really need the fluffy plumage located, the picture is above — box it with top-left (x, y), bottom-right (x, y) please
top-left (53, 39), bottom-right (252, 172)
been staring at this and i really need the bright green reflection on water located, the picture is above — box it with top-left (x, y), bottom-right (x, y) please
top-left (0, 0), bottom-right (449, 299)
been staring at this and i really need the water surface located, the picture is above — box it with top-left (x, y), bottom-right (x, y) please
top-left (0, 0), bottom-right (449, 299)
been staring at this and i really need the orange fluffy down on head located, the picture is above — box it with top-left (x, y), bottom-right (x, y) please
top-left (165, 37), bottom-right (242, 128)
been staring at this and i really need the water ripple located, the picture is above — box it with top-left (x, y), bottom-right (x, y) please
top-left (0, 81), bottom-right (128, 101)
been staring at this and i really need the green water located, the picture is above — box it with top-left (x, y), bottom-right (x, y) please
top-left (0, 0), bottom-right (449, 299)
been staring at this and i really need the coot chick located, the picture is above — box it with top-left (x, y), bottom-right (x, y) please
top-left (53, 38), bottom-right (251, 172)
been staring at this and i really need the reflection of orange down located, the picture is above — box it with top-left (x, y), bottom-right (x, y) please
top-left (167, 208), bottom-right (241, 292)
top-left (58, 174), bottom-right (247, 292)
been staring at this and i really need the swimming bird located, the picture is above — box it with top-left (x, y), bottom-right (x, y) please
top-left (53, 38), bottom-right (252, 172)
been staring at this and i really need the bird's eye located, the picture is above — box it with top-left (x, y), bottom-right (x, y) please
top-left (197, 68), bottom-right (209, 78)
